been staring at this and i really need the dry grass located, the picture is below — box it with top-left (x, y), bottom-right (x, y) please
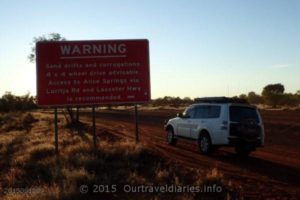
top-left (0, 112), bottom-right (241, 200)
top-left (0, 112), bottom-right (37, 132)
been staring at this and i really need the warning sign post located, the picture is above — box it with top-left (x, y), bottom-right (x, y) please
top-left (36, 39), bottom-right (150, 154)
top-left (36, 39), bottom-right (150, 106)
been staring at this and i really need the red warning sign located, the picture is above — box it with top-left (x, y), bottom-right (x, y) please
top-left (36, 39), bottom-right (150, 106)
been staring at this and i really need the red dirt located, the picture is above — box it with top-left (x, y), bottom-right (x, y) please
top-left (81, 109), bottom-right (300, 199)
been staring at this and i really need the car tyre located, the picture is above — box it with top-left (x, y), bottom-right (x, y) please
top-left (167, 128), bottom-right (177, 145)
top-left (198, 133), bottom-right (213, 154)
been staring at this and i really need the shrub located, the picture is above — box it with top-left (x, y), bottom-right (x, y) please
top-left (0, 92), bottom-right (37, 112)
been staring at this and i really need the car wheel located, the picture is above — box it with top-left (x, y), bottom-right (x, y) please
top-left (198, 133), bottom-right (212, 154)
top-left (167, 128), bottom-right (177, 145)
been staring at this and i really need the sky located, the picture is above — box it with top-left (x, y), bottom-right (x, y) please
top-left (0, 0), bottom-right (299, 99)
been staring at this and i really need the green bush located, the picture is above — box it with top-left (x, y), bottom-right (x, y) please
top-left (0, 92), bottom-right (37, 112)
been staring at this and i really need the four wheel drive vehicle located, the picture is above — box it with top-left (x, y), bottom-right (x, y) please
top-left (164, 97), bottom-right (264, 156)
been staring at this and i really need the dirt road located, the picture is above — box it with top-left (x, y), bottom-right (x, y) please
top-left (81, 108), bottom-right (300, 198)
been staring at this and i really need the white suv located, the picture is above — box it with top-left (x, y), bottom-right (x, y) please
top-left (164, 97), bottom-right (264, 156)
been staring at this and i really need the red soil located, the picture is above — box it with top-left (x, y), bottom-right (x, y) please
top-left (81, 109), bottom-right (300, 199)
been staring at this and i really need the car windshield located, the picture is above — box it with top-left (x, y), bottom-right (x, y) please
top-left (229, 106), bottom-right (260, 123)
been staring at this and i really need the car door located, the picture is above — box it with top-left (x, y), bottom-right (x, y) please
top-left (190, 105), bottom-right (206, 139)
top-left (204, 105), bottom-right (223, 144)
top-left (190, 105), bottom-right (222, 142)
top-left (193, 105), bottom-right (223, 143)
top-left (176, 106), bottom-right (195, 138)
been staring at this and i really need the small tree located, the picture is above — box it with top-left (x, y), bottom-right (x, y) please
top-left (0, 92), bottom-right (16, 112)
top-left (280, 93), bottom-right (299, 107)
top-left (247, 91), bottom-right (263, 105)
top-left (183, 97), bottom-right (193, 105)
top-left (262, 83), bottom-right (285, 108)
top-left (296, 91), bottom-right (300, 104)
top-left (239, 94), bottom-right (247, 100)
top-left (28, 33), bottom-right (66, 62)
top-left (0, 92), bottom-right (37, 112)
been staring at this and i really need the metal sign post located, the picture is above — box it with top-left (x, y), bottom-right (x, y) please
top-left (92, 106), bottom-right (97, 153)
top-left (135, 105), bottom-right (139, 143)
top-left (76, 106), bottom-right (79, 123)
top-left (54, 108), bottom-right (59, 155)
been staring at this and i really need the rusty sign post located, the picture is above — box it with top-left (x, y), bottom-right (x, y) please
top-left (134, 105), bottom-right (139, 143)
top-left (54, 107), bottom-right (59, 155)
top-left (92, 106), bottom-right (97, 153)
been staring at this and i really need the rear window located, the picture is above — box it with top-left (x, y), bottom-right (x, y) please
top-left (229, 106), bottom-right (259, 123)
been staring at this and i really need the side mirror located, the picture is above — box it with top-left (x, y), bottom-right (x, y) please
top-left (177, 113), bottom-right (183, 118)
top-left (177, 113), bottom-right (190, 118)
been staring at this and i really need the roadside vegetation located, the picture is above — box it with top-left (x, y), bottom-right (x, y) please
top-left (150, 84), bottom-right (300, 108)
top-left (0, 92), bottom-right (37, 112)
top-left (1, 83), bottom-right (300, 113)
top-left (0, 112), bottom-right (242, 199)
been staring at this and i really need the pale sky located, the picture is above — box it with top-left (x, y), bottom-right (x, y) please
top-left (0, 0), bottom-right (299, 98)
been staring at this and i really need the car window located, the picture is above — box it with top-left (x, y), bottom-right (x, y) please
top-left (183, 107), bottom-right (195, 118)
top-left (230, 106), bottom-right (259, 123)
top-left (194, 105), bottom-right (221, 118)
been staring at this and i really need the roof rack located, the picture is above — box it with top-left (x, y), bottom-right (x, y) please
top-left (194, 97), bottom-right (248, 104)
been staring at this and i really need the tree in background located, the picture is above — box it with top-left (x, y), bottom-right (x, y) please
top-left (280, 93), bottom-right (299, 107)
top-left (28, 33), bottom-right (66, 62)
top-left (262, 83), bottom-right (284, 108)
top-left (182, 97), bottom-right (193, 105)
top-left (151, 96), bottom-right (193, 107)
top-left (0, 92), bottom-right (37, 112)
top-left (0, 92), bottom-right (17, 112)
top-left (238, 94), bottom-right (247, 100)
top-left (248, 91), bottom-right (264, 105)
top-left (296, 91), bottom-right (300, 102)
